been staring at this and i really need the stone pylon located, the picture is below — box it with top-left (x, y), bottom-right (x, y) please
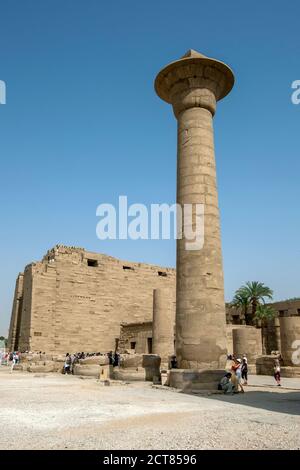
top-left (155, 50), bottom-right (234, 384)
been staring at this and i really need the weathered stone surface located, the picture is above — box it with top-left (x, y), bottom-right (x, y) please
top-left (113, 368), bottom-right (145, 381)
top-left (99, 365), bottom-right (113, 380)
top-left (281, 366), bottom-right (300, 378)
top-left (8, 245), bottom-right (175, 354)
top-left (27, 364), bottom-right (56, 373)
top-left (279, 317), bottom-right (300, 367)
top-left (169, 369), bottom-right (225, 391)
top-left (12, 364), bottom-right (25, 371)
top-left (256, 355), bottom-right (280, 375)
top-left (119, 322), bottom-right (153, 354)
top-left (232, 327), bottom-right (262, 362)
top-left (152, 289), bottom-right (175, 365)
top-left (79, 356), bottom-right (109, 366)
top-left (142, 354), bottom-right (161, 382)
top-left (120, 354), bottom-right (143, 369)
top-left (73, 364), bottom-right (101, 377)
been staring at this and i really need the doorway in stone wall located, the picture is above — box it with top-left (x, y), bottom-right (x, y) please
top-left (147, 337), bottom-right (152, 353)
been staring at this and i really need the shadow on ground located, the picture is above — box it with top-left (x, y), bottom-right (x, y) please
top-left (199, 389), bottom-right (300, 416)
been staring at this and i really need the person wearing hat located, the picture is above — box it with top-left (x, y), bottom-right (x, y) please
top-left (231, 358), bottom-right (245, 393)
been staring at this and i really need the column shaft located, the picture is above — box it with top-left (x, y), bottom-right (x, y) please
top-left (176, 107), bottom-right (227, 369)
top-left (152, 288), bottom-right (175, 364)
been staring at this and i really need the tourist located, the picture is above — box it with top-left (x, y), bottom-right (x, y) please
top-left (107, 351), bottom-right (114, 365)
top-left (170, 355), bottom-right (178, 369)
top-left (64, 353), bottom-right (71, 374)
top-left (241, 357), bottom-right (248, 385)
top-left (274, 359), bottom-right (281, 386)
top-left (231, 358), bottom-right (244, 393)
top-left (10, 352), bottom-right (18, 373)
top-left (16, 351), bottom-right (21, 364)
top-left (218, 373), bottom-right (235, 394)
top-left (5, 352), bottom-right (10, 366)
top-left (113, 352), bottom-right (120, 367)
top-left (70, 353), bottom-right (77, 374)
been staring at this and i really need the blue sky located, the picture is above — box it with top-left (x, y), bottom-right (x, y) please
top-left (0, 0), bottom-right (299, 336)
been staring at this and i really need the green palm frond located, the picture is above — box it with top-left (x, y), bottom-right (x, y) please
top-left (254, 304), bottom-right (276, 321)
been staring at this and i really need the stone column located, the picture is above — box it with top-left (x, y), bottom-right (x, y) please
top-left (155, 50), bottom-right (234, 382)
top-left (279, 317), bottom-right (300, 367)
top-left (232, 327), bottom-right (262, 363)
top-left (152, 288), bottom-right (175, 365)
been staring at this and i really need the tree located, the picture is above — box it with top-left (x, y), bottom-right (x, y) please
top-left (0, 336), bottom-right (8, 348)
top-left (231, 292), bottom-right (250, 324)
top-left (233, 281), bottom-right (273, 325)
top-left (254, 304), bottom-right (277, 323)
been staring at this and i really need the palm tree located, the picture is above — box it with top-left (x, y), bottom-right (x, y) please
top-left (254, 304), bottom-right (276, 322)
top-left (231, 292), bottom-right (250, 324)
top-left (234, 281), bottom-right (273, 325)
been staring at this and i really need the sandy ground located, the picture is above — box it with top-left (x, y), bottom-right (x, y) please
top-left (0, 367), bottom-right (299, 450)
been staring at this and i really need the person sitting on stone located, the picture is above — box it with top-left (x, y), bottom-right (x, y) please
top-left (218, 373), bottom-right (235, 394)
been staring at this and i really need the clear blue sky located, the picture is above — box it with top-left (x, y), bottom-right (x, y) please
top-left (0, 0), bottom-right (299, 336)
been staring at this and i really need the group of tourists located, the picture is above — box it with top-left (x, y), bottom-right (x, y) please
top-left (1, 348), bottom-right (284, 390)
top-left (63, 350), bottom-right (120, 374)
top-left (219, 354), bottom-right (282, 394)
top-left (0, 351), bottom-right (21, 372)
top-left (218, 354), bottom-right (248, 394)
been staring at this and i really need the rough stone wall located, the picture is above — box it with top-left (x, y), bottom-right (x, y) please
top-left (13, 246), bottom-right (176, 354)
top-left (227, 300), bottom-right (300, 324)
top-left (272, 300), bottom-right (300, 317)
top-left (119, 321), bottom-right (153, 354)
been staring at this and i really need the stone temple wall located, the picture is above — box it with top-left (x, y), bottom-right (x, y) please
top-left (118, 321), bottom-right (154, 354)
top-left (8, 245), bottom-right (176, 354)
top-left (8, 244), bottom-right (300, 357)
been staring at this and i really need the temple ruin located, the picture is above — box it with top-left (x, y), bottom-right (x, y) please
top-left (7, 50), bottom-right (300, 384)
top-left (8, 245), bottom-right (175, 353)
